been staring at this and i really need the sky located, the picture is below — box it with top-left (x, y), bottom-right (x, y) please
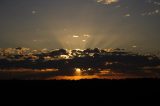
top-left (0, 0), bottom-right (160, 51)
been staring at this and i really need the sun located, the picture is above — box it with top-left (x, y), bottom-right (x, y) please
top-left (75, 68), bottom-right (81, 73)
top-left (74, 68), bottom-right (82, 76)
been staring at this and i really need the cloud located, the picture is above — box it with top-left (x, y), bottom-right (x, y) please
top-left (96, 0), bottom-right (119, 5)
top-left (73, 35), bottom-right (79, 38)
top-left (96, 0), bottom-right (160, 17)
top-left (32, 10), bottom-right (36, 15)
top-left (125, 14), bottom-right (131, 17)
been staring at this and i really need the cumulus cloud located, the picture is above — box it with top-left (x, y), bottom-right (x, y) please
top-left (96, 0), bottom-right (119, 5)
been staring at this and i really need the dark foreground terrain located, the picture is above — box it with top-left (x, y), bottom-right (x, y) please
top-left (0, 78), bottom-right (160, 104)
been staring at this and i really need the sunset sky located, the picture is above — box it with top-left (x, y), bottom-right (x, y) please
top-left (0, 0), bottom-right (160, 51)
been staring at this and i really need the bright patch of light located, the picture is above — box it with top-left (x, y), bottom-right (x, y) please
top-left (155, 9), bottom-right (159, 13)
top-left (75, 68), bottom-right (82, 76)
top-left (75, 68), bottom-right (81, 73)
top-left (97, 0), bottom-right (119, 5)
top-left (132, 45), bottom-right (137, 48)
top-left (59, 55), bottom-right (70, 59)
top-left (41, 68), bottom-right (58, 72)
top-left (99, 70), bottom-right (110, 75)
top-left (82, 40), bottom-right (86, 42)
top-left (32, 10), bottom-right (36, 15)
top-left (125, 14), bottom-right (131, 17)
top-left (88, 68), bottom-right (92, 71)
top-left (73, 35), bottom-right (79, 38)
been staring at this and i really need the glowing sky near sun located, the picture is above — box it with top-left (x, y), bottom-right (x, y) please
top-left (0, 0), bottom-right (160, 51)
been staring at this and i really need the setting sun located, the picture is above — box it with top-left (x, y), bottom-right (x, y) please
top-left (75, 68), bottom-right (81, 73)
